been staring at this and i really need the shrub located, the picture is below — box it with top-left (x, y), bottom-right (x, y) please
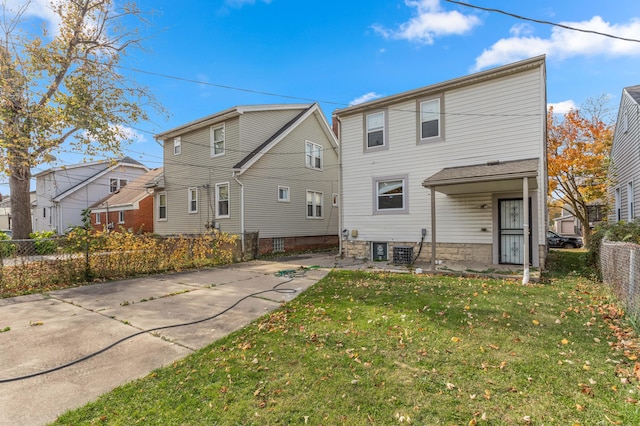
top-left (29, 230), bottom-right (58, 255)
top-left (585, 220), bottom-right (640, 278)
top-left (0, 231), bottom-right (16, 258)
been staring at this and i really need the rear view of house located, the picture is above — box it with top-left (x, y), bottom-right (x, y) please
top-left (152, 103), bottom-right (339, 255)
top-left (333, 56), bottom-right (548, 270)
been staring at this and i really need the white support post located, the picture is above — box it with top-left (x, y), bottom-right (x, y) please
top-left (522, 177), bottom-right (530, 285)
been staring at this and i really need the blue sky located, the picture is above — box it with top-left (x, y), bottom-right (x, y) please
top-left (4, 0), bottom-right (640, 190)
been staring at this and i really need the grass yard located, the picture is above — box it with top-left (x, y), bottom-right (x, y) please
top-left (55, 251), bottom-right (640, 425)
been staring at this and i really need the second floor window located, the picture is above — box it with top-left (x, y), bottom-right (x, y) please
top-left (109, 178), bottom-right (127, 193)
top-left (420, 99), bottom-right (440, 139)
top-left (188, 187), bottom-right (198, 213)
top-left (305, 141), bottom-right (322, 170)
top-left (174, 137), bottom-right (181, 155)
top-left (211, 124), bottom-right (225, 157)
top-left (366, 111), bottom-right (385, 148)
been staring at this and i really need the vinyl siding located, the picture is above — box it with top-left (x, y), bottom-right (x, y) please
top-left (242, 113), bottom-right (339, 238)
top-left (339, 65), bottom-right (546, 245)
top-left (156, 117), bottom-right (242, 235)
top-left (238, 109), bottom-right (305, 154)
top-left (609, 90), bottom-right (640, 222)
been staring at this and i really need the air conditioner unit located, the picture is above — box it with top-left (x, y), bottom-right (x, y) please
top-left (393, 246), bottom-right (414, 265)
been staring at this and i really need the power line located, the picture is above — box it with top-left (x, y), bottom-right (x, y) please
top-left (444, 0), bottom-right (640, 43)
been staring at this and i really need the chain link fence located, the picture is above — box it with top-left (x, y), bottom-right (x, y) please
top-left (600, 240), bottom-right (640, 324)
top-left (0, 232), bottom-right (255, 298)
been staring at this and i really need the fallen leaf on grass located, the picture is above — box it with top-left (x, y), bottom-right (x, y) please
top-left (532, 319), bottom-right (540, 326)
top-left (561, 338), bottom-right (569, 345)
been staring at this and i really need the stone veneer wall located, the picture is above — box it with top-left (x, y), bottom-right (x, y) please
top-left (343, 240), bottom-right (545, 268)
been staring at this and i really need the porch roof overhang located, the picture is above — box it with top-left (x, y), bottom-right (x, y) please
top-left (422, 158), bottom-right (539, 195)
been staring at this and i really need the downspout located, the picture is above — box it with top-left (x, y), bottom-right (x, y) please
top-left (335, 116), bottom-right (344, 257)
top-left (430, 186), bottom-right (436, 272)
top-left (232, 171), bottom-right (245, 254)
top-left (522, 177), bottom-right (530, 285)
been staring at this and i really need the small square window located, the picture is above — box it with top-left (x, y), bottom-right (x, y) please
top-left (373, 175), bottom-right (409, 215)
top-left (278, 186), bottom-right (290, 202)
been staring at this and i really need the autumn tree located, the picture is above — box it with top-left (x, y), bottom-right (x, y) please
top-left (0, 0), bottom-right (161, 239)
top-left (547, 96), bottom-right (614, 244)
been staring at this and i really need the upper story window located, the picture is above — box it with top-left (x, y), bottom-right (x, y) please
top-left (216, 182), bottom-right (230, 218)
top-left (158, 192), bottom-right (167, 220)
top-left (305, 141), bottom-right (322, 170)
top-left (211, 124), bottom-right (225, 157)
top-left (373, 175), bottom-right (409, 214)
top-left (419, 96), bottom-right (444, 142)
top-left (109, 178), bottom-right (127, 193)
top-left (188, 187), bottom-right (198, 213)
top-left (366, 111), bottom-right (385, 150)
top-left (173, 137), bottom-right (181, 155)
top-left (118, 210), bottom-right (125, 224)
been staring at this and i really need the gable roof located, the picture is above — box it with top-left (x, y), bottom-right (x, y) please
top-left (625, 85), bottom-right (640, 104)
top-left (90, 168), bottom-right (163, 211)
top-left (154, 104), bottom-right (316, 140)
top-left (232, 103), bottom-right (338, 174)
top-left (50, 157), bottom-right (149, 202)
top-left (333, 55), bottom-right (546, 117)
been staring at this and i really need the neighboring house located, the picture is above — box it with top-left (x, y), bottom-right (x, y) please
top-left (609, 85), bottom-right (640, 222)
top-left (553, 203), bottom-right (606, 235)
top-left (333, 56), bottom-right (548, 270)
top-left (90, 168), bottom-right (163, 233)
top-left (32, 157), bottom-right (149, 234)
top-left (0, 196), bottom-right (11, 230)
top-left (152, 103), bottom-right (339, 255)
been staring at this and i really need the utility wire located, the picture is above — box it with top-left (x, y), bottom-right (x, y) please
top-left (444, 0), bottom-right (640, 43)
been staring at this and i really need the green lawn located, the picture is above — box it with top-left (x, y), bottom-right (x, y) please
top-left (55, 251), bottom-right (640, 425)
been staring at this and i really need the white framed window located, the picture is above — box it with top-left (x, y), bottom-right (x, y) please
top-left (158, 192), bottom-right (167, 221)
top-left (365, 111), bottom-right (385, 149)
top-left (420, 99), bottom-right (440, 139)
top-left (109, 178), bottom-right (127, 193)
top-left (305, 141), bottom-right (322, 170)
top-left (628, 181), bottom-right (634, 220)
top-left (306, 190), bottom-right (323, 218)
top-left (95, 213), bottom-right (101, 224)
top-left (118, 211), bottom-right (125, 224)
top-left (211, 124), bottom-right (225, 157)
top-left (278, 186), bottom-right (290, 202)
top-left (216, 182), bottom-right (229, 218)
top-left (174, 137), bottom-right (181, 155)
top-left (373, 175), bottom-right (408, 214)
top-left (188, 187), bottom-right (198, 213)
top-left (332, 193), bottom-right (339, 206)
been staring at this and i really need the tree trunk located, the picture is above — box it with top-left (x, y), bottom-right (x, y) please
top-left (581, 220), bottom-right (592, 247)
top-left (9, 164), bottom-right (33, 240)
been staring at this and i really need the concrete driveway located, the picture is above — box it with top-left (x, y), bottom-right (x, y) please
top-left (0, 252), bottom-right (369, 426)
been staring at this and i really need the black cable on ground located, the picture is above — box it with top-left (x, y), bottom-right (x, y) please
top-left (0, 278), bottom-right (298, 384)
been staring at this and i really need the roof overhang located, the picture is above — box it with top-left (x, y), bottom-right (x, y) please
top-left (422, 158), bottom-right (539, 195)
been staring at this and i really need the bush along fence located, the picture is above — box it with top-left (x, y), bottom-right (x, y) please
top-left (0, 230), bottom-right (246, 298)
top-left (600, 240), bottom-right (640, 325)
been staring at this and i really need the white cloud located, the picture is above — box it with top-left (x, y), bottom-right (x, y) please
top-left (349, 92), bottom-right (384, 106)
top-left (84, 125), bottom-right (146, 144)
top-left (548, 100), bottom-right (577, 114)
top-left (373, 0), bottom-right (481, 44)
top-left (4, 0), bottom-right (61, 33)
top-left (474, 16), bottom-right (640, 70)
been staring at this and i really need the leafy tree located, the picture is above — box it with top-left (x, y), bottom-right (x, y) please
top-left (0, 0), bottom-right (162, 239)
top-left (547, 96), bottom-right (614, 244)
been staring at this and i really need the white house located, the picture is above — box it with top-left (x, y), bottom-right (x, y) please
top-left (610, 85), bottom-right (640, 222)
top-left (333, 56), bottom-right (548, 272)
top-left (33, 157), bottom-right (148, 234)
